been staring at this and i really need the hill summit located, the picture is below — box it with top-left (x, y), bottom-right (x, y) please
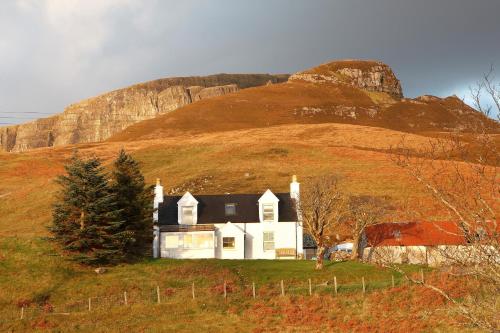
top-left (290, 59), bottom-right (403, 99)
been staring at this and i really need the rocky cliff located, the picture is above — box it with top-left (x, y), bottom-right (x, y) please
top-left (289, 59), bottom-right (403, 99)
top-left (109, 60), bottom-right (498, 142)
top-left (0, 74), bottom-right (289, 152)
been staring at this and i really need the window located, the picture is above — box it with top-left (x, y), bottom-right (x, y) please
top-left (183, 234), bottom-right (193, 248)
top-left (165, 235), bottom-right (179, 249)
top-left (165, 233), bottom-right (214, 249)
top-left (194, 234), bottom-right (213, 248)
top-left (263, 231), bottom-right (275, 251)
top-left (263, 204), bottom-right (274, 221)
top-left (223, 237), bottom-right (235, 249)
top-left (182, 206), bottom-right (194, 224)
top-left (225, 203), bottom-right (236, 216)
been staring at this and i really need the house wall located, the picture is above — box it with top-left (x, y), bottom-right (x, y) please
top-left (159, 221), bottom-right (303, 260)
top-left (362, 245), bottom-right (491, 266)
top-left (215, 223), bottom-right (245, 259)
top-left (363, 245), bottom-right (428, 265)
top-left (215, 221), bottom-right (302, 259)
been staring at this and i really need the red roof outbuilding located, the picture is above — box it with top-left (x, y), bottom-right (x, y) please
top-left (365, 221), bottom-right (466, 247)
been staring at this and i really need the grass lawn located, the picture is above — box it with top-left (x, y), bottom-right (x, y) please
top-left (0, 237), bottom-right (454, 333)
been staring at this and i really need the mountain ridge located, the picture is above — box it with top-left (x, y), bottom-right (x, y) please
top-left (0, 73), bottom-right (289, 152)
top-left (108, 60), bottom-right (499, 142)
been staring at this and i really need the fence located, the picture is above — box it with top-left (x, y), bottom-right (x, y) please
top-left (1, 270), bottom-right (425, 324)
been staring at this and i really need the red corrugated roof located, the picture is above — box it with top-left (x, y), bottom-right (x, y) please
top-left (365, 221), bottom-right (466, 246)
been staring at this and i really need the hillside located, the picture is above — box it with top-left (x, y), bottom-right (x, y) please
top-left (0, 123), bottom-right (457, 238)
top-left (109, 60), bottom-right (499, 142)
top-left (0, 73), bottom-right (289, 152)
top-left (0, 61), bottom-right (495, 332)
top-left (0, 123), bottom-right (482, 332)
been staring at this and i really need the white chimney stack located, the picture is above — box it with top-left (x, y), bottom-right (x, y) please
top-left (290, 175), bottom-right (300, 200)
top-left (153, 178), bottom-right (164, 222)
top-left (153, 178), bottom-right (164, 258)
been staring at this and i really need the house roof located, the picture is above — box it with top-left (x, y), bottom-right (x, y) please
top-left (365, 221), bottom-right (466, 247)
top-left (158, 192), bottom-right (298, 225)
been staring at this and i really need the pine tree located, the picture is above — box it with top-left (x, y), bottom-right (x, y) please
top-left (50, 153), bottom-right (125, 265)
top-left (110, 149), bottom-right (154, 259)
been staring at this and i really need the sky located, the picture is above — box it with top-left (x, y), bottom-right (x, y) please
top-left (1, 0), bottom-right (500, 125)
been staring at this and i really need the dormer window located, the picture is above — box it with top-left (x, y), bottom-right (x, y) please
top-left (177, 192), bottom-right (198, 225)
top-left (182, 206), bottom-right (194, 224)
top-left (225, 203), bottom-right (236, 216)
top-left (258, 189), bottom-right (279, 223)
top-left (263, 204), bottom-right (274, 221)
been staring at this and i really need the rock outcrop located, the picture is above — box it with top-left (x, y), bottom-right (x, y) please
top-left (289, 59), bottom-right (403, 99)
top-left (0, 74), bottom-right (288, 151)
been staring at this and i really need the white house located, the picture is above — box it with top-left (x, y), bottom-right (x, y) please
top-left (152, 176), bottom-right (303, 259)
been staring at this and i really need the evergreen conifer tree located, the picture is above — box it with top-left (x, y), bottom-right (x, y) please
top-left (50, 153), bottom-right (126, 265)
top-left (110, 149), bottom-right (154, 259)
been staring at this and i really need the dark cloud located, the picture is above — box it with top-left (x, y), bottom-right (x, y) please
top-left (1, 0), bottom-right (499, 124)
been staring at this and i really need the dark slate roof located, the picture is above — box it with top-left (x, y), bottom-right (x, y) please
top-left (158, 193), bottom-right (298, 225)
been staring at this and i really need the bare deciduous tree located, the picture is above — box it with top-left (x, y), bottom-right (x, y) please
top-left (387, 84), bottom-right (499, 330)
top-left (294, 176), bottom-right (349, 270)
top-left (469, 65), bottom-right (500, 121)
top-left (348, 196), bottom-right (387, 260)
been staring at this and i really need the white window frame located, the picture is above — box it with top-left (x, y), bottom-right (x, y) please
top-left (182, 206), bottom-right (194, 224)
top-left (262, 204), bottom-right (275, 222)
top-left (222, 237), bottom-right (236, 250)
top-left (263, 231), bottom-right (275, 251)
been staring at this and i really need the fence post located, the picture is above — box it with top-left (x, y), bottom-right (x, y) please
top-left (362, 277), bottom-right (366, 294)
top-left (280, 280), bottom-right (285, 297)
top-left (157, 286), bottom-right (161, 304)
top-left (308, 278), bottom-right (312, 296)
top-left (252, 282), bottom-right (256, 299)
top-left (88, 298), bottom-right (91, 312)
top-left (420, 269), bottom-right (425, 283)
top-left (334, 276), bottom-right (338, 296)
top-left (124, 291), bottom-right (128, 306)
top-left (391, 275), bottom-right (395, 288)
top-left (192, 282), bottom-right (195, 300)
top-left (223, 281), bottom-right (227, 300)
top-left (20, 306), bottom-right (24, 320)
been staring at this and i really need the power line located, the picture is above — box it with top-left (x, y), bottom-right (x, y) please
top-left (0, 112), bottom-right (55, 114)
top-left (0, 116), bottom-right (42, 119)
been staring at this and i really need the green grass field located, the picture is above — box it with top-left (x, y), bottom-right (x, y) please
top-left (2, 237), bottom-right (466, 333)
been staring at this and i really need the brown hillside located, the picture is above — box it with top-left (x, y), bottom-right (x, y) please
top-left (0, 123), bottom-right (453, 237)
top-left (109, 68), bottom-right (498, 142)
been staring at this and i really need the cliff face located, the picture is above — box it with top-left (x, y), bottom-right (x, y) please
top-left (289, 59), bottom-right (403, 99)
top-left (0, 74), bottom-right (288, 152)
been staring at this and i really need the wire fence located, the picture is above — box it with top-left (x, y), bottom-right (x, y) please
top-left (1, 272), bottom-right (417, 325)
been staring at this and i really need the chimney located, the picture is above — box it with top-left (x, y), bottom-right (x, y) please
top-left (290, 175), bottom-right (300, 200)
top-left (153, 178), bottom-right (164, 221)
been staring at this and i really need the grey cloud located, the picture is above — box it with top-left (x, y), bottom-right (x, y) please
top-left (1, 0), bottom-right (499, 124)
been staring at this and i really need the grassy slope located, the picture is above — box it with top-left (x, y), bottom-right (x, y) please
top-left (0, 123), bottom-right (471, 331)
top-left (0, 123), bottom-right (448, 237)
top-left (0, 59), bottom-right (494, 331)
top-left (2, 237), bottom-right (464, 332)
top-left (0, 128), bottom-right (486, 332)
